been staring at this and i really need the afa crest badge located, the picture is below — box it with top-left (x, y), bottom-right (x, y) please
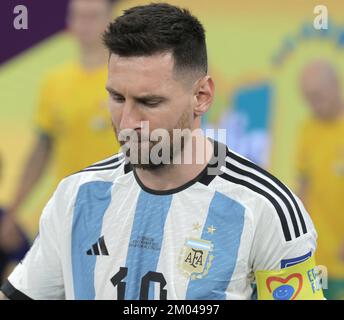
top-left (179, 238), bottom-right (214, 280)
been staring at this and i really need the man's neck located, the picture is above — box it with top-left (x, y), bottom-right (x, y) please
top-left (134, 135), bottom-right (214, 192)
top-left (318, 102), bottom-right (344, 122)
top-left (79, 45), bottom-right (108, 70)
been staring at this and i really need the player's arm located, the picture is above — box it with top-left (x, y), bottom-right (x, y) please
top-left (0, 183), bottom-right (66, 300)
top-left (0, 133), bottom-right (53, 252)
top-left (294, 124), bottom-right (310, 207)
top-left (249, 195), bottom-right (324, 300)
top-left (296, 175), bottom-right (309, 205)
top-left (5, 72), bottom-right (55, 220)
top-left (8, 132), bottom-right (53, 215)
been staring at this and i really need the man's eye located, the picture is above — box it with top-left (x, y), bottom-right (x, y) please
top-left (111, 95), bottom-right (125, 103)
top-left (142, 101), bottom-right (160, 107)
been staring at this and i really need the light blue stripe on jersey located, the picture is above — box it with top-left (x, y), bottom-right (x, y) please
top-left (124, 190), bottom-right (172, 300)
top-left (72, 181), bottom-right (113, 300)
top-left (185, 191), bottom-right (245, 299)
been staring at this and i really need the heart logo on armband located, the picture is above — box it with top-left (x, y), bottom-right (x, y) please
top-left (266, 273), bottom-right (303, 300)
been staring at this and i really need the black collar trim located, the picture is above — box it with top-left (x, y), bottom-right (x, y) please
top-left (131, 138), bottom-right (226, 196)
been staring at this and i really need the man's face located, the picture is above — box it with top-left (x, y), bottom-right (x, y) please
top-left (67, 0), bottom-right (112, 48)
top-left (300, 63), bottom-right (341, 120)
top-left (301, 78), bottom-right (339, 119)
top-left (106, 52), bottom-right (197, 169)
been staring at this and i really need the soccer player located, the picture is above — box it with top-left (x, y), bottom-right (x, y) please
top-left (0, 3), bottom-right (324, 300)
top-left (0, 0), bottom-right (120, 253)
top-left (297, 60), bottom-right (344, 300)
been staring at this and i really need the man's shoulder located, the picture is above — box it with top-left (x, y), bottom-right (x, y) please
top-left (299, 117), bottom-right (320, 134)
top-left (216, 146), bottom-right (290, 202)
top-left (41, 61), bottom-right (80, 84)
top-left (57, 153), bottom-right (128, 196)
top-left (216, 147), bottom-right (312, 243)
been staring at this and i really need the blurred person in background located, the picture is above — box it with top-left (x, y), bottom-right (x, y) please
top-left (0, 155), bottom-right (30, 285)
top-left (0, 0), bottom-right (120, 253)
top-left (296, 59), bottom-right (344, 299)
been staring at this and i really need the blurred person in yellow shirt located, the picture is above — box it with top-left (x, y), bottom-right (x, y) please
top-left (0, 154), bottom-right (31, 285)
top-left (297, 60), bottom-right (344, 299)
top-left (0, 0), bottom-right (120, 252)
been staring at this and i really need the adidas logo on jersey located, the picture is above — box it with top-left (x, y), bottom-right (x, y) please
top-left (86, 236), bottom-right (109, 256)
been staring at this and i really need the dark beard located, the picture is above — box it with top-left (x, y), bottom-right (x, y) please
top-left (111, 109), bottom-right (192, 171)
top-left (131, 136), bottom-right (186, 171)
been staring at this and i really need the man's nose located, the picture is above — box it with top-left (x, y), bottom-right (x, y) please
top-left (119, 102), bottom-right (142, 131)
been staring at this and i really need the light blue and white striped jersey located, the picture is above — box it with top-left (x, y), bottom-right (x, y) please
top-left (4, 140), bottom-right (317, 300)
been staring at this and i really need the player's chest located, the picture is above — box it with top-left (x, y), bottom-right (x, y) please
top-left (69, 185), bottom-right (251, 299)
top-left (307, 137), bottom-right (344, 181)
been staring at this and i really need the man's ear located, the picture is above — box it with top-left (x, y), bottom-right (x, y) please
top-left (193, 76), bottom-right (215, 117)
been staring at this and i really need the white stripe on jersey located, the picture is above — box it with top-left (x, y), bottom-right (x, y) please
top-left (224, 155), bottom-right (305, 238)
top-left (220, 165), bottom-right (297, 239)
top-left (154, 187), bottom-right (215, 299)
top-left (219, 148), bottom-right (308, 241)
top-left (94, 178), bottom-right (141, 299)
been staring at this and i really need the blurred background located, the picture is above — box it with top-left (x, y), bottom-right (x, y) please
top-left (0, 0), bottom-right (343, 299)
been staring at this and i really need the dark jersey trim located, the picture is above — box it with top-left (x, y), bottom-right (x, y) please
top-left (226, 149), bottom-right (307, 235)
top-left (132, 138), bottom-right (224, 195)
top-left (86, 154), bottom-right (124, 169)
top-left (124, 162), bottom-right (133, 174)
top-left (77, 160), bottom-right (124, 174)
top-left (133, 165), bottom-right (210, 195)
top-left (1, 281), bottom-right (33, 300)
top-left (218, 171), bottom-right (292, 241)
top-left (225, 160), bottom-right (301, 238)
top-left (199, 138), bottom-right (227, 186)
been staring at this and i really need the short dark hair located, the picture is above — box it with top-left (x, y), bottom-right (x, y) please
top-left (102, 3), bottom-right (207, 75)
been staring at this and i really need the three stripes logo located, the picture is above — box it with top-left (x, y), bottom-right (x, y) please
top-left (86, 236), bottom-right (109, 256)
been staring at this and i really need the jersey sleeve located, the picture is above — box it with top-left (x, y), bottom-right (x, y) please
top-left (34, 73), bottom-right (56, 137)
top-left (249, 193), bottom-right (324, 300)
top-left (1, 189), bottom-right (65, 300)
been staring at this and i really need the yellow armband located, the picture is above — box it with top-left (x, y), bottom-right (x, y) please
top-left (255, 256), bottom-right (324, 300)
